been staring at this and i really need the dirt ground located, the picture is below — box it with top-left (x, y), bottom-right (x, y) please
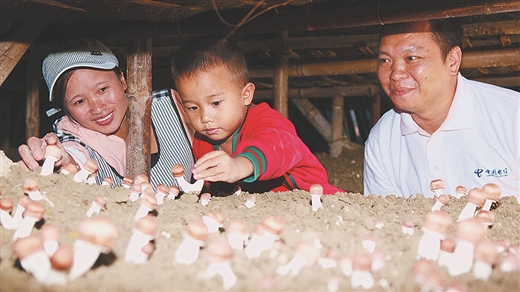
top-left (1, 146), bottom-right (519, 291)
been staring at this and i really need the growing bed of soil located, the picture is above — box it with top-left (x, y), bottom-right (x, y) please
top-left (0, 145), bottom-right (519, 291)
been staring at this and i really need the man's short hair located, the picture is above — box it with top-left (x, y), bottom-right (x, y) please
top-left (171, 37), bottom-right (249, 88)
top-left (379, 19), bottom-right (464, 59)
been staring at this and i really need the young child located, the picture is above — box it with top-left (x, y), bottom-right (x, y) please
top-left (171, 38), bottom-right (344, 195)
top-left (18, 38), bottom-right (195, 188)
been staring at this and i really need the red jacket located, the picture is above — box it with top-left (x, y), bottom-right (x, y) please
top-left (193, 103), bottom-right (345, 195)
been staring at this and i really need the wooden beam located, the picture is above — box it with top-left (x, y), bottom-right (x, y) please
top-left (0, 21), bottom-right (43, 86)
top-left (291, 98), bottom-right (331, 142)
top-left (273, 32), bottom-right (289, 117)
top-left (250, 47), bottom-right (520, 78)
top-left (126, 38), bottom-right (153, 179)
top-left (254, 84), bottom-right (381, 100)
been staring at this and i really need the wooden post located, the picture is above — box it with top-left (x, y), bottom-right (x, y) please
top-left (329, 97), bottom-right (345, 157)
top-left (273, 32), bottom-right (289, 117)
top-left (126, 38), bottom-right (153, 179)
top-left (370, 94), bottom-right (381, 128)
top-left (25, 57), bottom-right (40, 139)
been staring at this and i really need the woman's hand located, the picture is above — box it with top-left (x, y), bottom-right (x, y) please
top-left (17, 133), bottom-right (75, 172)
top-left (192, 150), bottom-right (253, 183)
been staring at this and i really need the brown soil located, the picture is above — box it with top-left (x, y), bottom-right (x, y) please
top-left (0, 147), bottom-right (519, 291)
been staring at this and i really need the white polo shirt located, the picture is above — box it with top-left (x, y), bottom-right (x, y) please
top-left (364, 74), bottom-right (519, 199)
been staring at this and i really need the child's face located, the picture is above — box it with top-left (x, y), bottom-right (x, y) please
top-left (64, 68), bottom-right (128, 136)
top-left (176, 65), bottom-right (254, 145)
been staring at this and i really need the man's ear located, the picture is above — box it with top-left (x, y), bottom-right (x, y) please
top-left (242, 82), bottom-right (255, 106)
top-left (447, 46), bottom-right (462, 76)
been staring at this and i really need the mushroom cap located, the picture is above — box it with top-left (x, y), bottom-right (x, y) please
top-left (122, 176), bottom-right (134, 186)
top-left (475, 210), bottom-right (495, 225)
top-left (206, 237), bottom-right (234, 263)
top-left (12, 235), bottom-right (44, 259)
top-left (200, 193), bottom-right (212, 201)
top-left (455, 185), bottom-right (467, 195)
top-left (23, 201), bottom-right (45, 219)
top-left (61, 163), bottom-right (79, 174)
top-left (186, 219), bottom-right (209, 241)
top-left (246, 194), bottom-right (256, 203)
top-left (262, 216), bottom-right (285, 235)
top-left (156, 184), bottom-right (169, 195)
top-left (78, 216), bottom-right (118, 249)
top-left (141, 182), bottom-right (154, 193)
top-left (474, 239), bottom-right (499, 264)
top-left (205, 211), bottom-right (226, 224)
top-left (91, 196), bottom-right (106, 208)
top-left (352, 252), bottom-right (373, 271)
top-left (295, 241), bottom-right (321, 265)
top-left (141, 192), bottom-right (158, 209)
top-left (22, 178), bottom-right (40, 193)
top-left (45, 144), bottom-right (62, 159)
top-left (171, 164), bottom-right (185, 177)
top-left (17, 195), bottom-right (32, 207)
top-left (402, 219), bottom-right (414, 229)
top-left (455, 218), bottom-right (489, 243)
top-left (413, 258), bottom-right (435, 282)
top-left (309, 184), bottom-right (323, 196)
top-left (40, 224), bottom-right (60, 241)
top-left (131, 182), bottom-right (142, 193)
top-left (83, 159), bottom-right (99, 173)
top-left (169, 186), bottom-right (180, 196)
top-left (440, 237), bottom-right (456, 253)
top-left (0, 197), bottom-right (13, 212)
top-left (141, 242), bottom-right (156, 257)
top-left (102, 177), bottom-right (114, 185)
top-left (466, 188), bottom-right (487, 207)
top-left (135, 215), bottom-right (159, 235)
top-left (423, 211), bottom-right (453, 235)
top-left (437, 194), bottom-right (449, 205)
top-left (50, 245), bottom-right (74, 271)
top-left (226, 219), bottom-right (249, 235)
top-left (482, 183), bottom-right (501, 201)
top-left (429, 179), bottom-right (445, 191)
top-left (133, 174), bottom-right (149, 184)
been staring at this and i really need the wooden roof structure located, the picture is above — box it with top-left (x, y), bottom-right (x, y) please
top-left (1, 0), bottom-right (519, 176)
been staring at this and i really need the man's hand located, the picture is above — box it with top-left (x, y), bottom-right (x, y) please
top-left (17, 133), bottom-right (75, 171)
top-left (192, 150), bottom-right (253, 183)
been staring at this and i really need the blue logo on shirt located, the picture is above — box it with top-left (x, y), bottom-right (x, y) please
top-left (474, 168), bottom-right (508, 178)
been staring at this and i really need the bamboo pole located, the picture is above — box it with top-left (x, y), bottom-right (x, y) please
top-left (329, 97), bottom-right (345, 157)
top-left (291, 98), bottom-right (331, 142)
top-left (25, 57), bottom-right (40, 139)
top-left (126, 38), bottom-right (153, 178)
top-left (273, 32), bottom-right (289, 117)
top-left (250, 47), bottom-right (520, 78)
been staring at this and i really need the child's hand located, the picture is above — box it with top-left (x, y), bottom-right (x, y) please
top-left (17, 133), bottom-right (75, 172)
top-left (192, 150), bottom-right (253, 183)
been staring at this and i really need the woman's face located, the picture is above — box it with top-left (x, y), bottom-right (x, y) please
top-left (64, 68), bottom-right (128, 136)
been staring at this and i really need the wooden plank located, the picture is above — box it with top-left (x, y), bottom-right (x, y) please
top-left (291, 98), bottom-right (331, 142)
top-left (254, 84), bottom-right (381, 100)
top-left (0, 21), bottom-right (43, 86)
top-left (126, 38), bottom-right (153, 178)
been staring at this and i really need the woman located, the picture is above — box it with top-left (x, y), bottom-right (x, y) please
top-left (18, 38), bottom-right (194, 188)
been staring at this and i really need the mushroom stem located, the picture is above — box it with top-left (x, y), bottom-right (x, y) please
top-left (68, 240), bottom-right (103, 281)
top-left (40, 156), bottom-right (58, 176)
top-left (13, 216), bottom-right (39, 241)
top-left (175, 236), bottom-right (204, 265)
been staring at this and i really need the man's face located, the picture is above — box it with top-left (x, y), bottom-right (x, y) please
top-left (377, 31), bottom-right (457, 117)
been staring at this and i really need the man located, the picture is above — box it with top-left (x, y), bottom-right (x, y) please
top-left (364, 19), bottom-right (519, 199)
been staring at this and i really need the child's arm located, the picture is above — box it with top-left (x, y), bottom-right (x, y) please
top-left (192, 150), bottom-right (253, 183)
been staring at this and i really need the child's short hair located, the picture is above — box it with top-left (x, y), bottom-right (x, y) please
top-left (171, 38), bottom-right (249, 88)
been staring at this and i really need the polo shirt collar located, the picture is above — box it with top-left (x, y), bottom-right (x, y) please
top-left (400, 73), bottom-right (474, 136)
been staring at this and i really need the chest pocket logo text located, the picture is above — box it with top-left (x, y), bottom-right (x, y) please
top-left (474, 168), bottom-right (508, 178)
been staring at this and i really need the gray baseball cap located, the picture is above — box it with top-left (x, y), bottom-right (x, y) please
top-left (42, 38), bottom-right (119, 102)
